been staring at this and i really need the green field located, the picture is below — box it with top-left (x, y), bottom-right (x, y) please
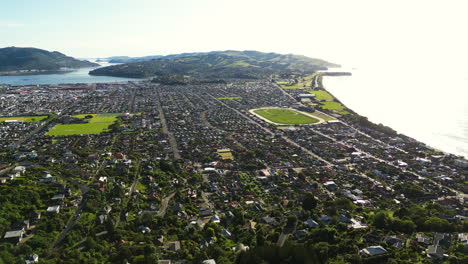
top-left (321, 101), bottom-right (345, 110)
top-left (46, 114), bottom-right (118, 136)
top-left (281, 85), bottom-right (307, 89)
top-left (309, 90), bottom-right (334, 101)
top-left (254, 108), bottom-right (320, 124)
top-left (0, 116), bottom-right (48, 123)
top-left (320, 102), bottom-right (349, 114)
top-left (217, 97), bottom-right (242, 100)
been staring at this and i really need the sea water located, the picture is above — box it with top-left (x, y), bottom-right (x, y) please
top-left (323, 65), bottom-right (468, 158)
top-left (0, 61), bottom-right (143, 85)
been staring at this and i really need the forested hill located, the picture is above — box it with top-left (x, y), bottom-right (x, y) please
top-left (0, 47), bottom-right (99, 72)
top-left (89, 50), bottom-right (339, 79)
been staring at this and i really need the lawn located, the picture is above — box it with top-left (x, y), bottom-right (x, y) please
top-left (254, 108), bottom-right (320, 124)
top-left (0, 116), bottom-right (48, 122)
top-left (217, 97), bottom-right (241, 100)
top-left (46, 114), bottom-right (118, 136)
top-left (281, 85), bottom-right (307, 89)
top-left (321, 101), bottom-right (345, 111)
top-left (309, 90), bottom-right (334, 101)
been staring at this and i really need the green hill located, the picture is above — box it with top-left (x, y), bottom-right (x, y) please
top-left (0, 47), bottom-right (99, 72)
top-left (89, 50), bottom-right (338, 79)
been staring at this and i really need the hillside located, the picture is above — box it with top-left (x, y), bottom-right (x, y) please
top-left (0, 47), bottom-right (99, 72)
top-left (89, 50), bottom-right (339, 79)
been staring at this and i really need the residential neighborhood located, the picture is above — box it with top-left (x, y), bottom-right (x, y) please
top-left (0, 79), bottom-right (466, 263)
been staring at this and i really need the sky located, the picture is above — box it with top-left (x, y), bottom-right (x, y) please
top-left (1, 0), bottom-right (468, 67)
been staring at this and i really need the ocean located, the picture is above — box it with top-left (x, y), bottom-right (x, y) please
top-left (0, 61), bottom-right (143, 85)
top-left (323, 65), bottom-right (468, 158)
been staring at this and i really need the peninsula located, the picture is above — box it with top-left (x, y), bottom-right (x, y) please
top-left (0, 47), bottom-right (99, 75)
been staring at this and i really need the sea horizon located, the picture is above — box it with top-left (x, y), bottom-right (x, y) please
top-left (323, 64), bottom-right (468, 159)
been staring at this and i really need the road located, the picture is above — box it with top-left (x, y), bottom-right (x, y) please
top-left (156, 192), bottom-right (176, 217)
top-left (156, 89), bottom-right (181, 160)
top-left (210, 95), bottom-right (332, 166)
top-left (52, 136), bottom-right (115, 249)
top-left (271, 80), bottom-right (462, 196)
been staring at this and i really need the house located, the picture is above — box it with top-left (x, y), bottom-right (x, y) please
top-left (101, 205), bottom-right (112, 214)
top-left (210, 215), bottom-right (221, 223)
top-left (323, 181), bottom-right (338, 191)
top-left (13, 166), bottom-right (26, 174)
top-left (416, 233), bottom-right (431, 245)
top-left (24, 254), bottom-right (39, 264)
top-left (46, 205), bottom-right (60, 214)
top-left (51, 194), bottom-right (65, 201)
top-left (360, 246), bottom-right (389, 257)
top-left (458, 233), bottom-right (468, 246)
top-left (305, 219), bottom-right (319, 228)
top-left (168, 241), bottom-right (181, 251)
top-left (155, 235), bottom-right (164, 246)
top-left (319, 215), bottom-right (333, 225)
top-left (221, 229), bottom-right (232, 237)
top-left (385, 236), bottom-right (404, 248)
top-left (426, 245), bottom-right (444, 258)
top-left (350, 218), bottom-right (368, 229)
top-left (3, 230), bottom-right (24, 245)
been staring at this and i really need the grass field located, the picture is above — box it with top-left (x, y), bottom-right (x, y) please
top-left (217, 97), bottom-right (241, 100)
top-left (320, 102), bottom-right (349, 115)
top-left (309, 90), bottom-right (334, 101)
top-left (0, 116), bottom-right (48, 123)
top-left (321, 101), bottom-right (345, 110)
top-left (46, 114), bottom-right (118, 136)
top-left (281, 85), bottom-right (307, 89)
top-left (254, 108), bottom-right (320, 124)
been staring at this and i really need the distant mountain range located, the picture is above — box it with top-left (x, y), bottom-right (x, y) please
top-left (90, 50), bottom-right (339, 79)
top-left (0, 47), bottom-right (99, 73)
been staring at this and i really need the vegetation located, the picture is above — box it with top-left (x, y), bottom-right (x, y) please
top-left (0, 116), bottom-right (48, 122)
top-left (0, 47), bottom-right (98, 72)
top-left (320, 101), bottom-right (345, 111)
top-left (281, 85), bottom-right (307, 89)
top-left (309, 90), bottom-right (334, 101)
top-left (90, 50), bottom-right (338, 79)
top-left (46, 114), bottom-right (119, 136)
top-left (253, 108), bottom-right (320, 124)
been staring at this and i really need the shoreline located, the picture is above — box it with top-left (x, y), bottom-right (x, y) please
top-left (321, 73), bottom-right (468, 159)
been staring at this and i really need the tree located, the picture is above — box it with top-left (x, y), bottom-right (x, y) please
top-left (302, 193), bottom-right (318, 211)
top-left (373, 212), bottom-right (389, 229)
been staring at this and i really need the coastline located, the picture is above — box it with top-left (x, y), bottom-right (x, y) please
top-left (321, 71), bottom-right (468, 159)
top-left (0, 69), bottom-right (75, 76)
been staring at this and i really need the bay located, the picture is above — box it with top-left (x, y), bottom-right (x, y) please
top-left (0, 61), bottom-right (143, 85)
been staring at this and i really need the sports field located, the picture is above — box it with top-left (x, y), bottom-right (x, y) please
top-left (0, 116), bottom-right (48, 122)
top-left (253, 108), bottom-right (319, 124)
top-left (46, 114), bottom-right (118, 136)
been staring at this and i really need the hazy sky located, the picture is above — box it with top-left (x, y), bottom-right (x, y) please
top-left (1, 0), bottom-right (467, 66)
